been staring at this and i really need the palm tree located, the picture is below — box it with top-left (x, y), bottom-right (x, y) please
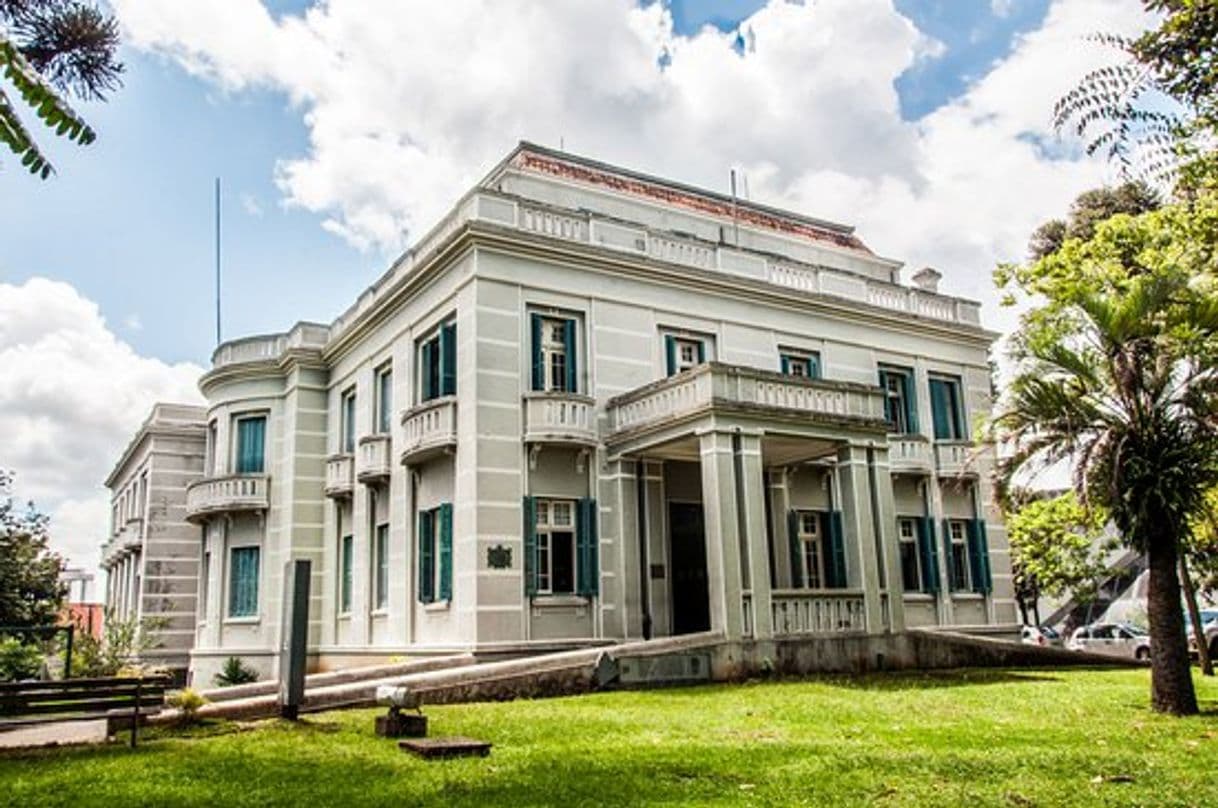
top-left (995, 222), bottom-right (1218, 715)
top-left (1, 0), bottom-right (121, 179)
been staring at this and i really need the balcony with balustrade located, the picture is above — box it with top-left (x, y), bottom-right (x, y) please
top-left (523, 393), bottom-right (598, 446)
top-left (887, 435), bottom-right (933, 475)
top-left (356, 434), bottom-right (393, 483)
top-left (324, 454), bottom-right (354, 498)
top-left (400, 397), bottom-right (458, 466)
top-left (605, 362), bottom-right (887, 460)
top-left (185, 474), bottom-right (270, 523)
top-left (934, 440), bottom-right (977, 478)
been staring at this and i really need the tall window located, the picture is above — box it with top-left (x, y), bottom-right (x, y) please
top-left (929, 375), bottom-right (966, 440)
top-left (206, 420), bottom-right (218, 475)
top-left (417, 503), bottom-right (452, 603)
top-left (781, 352), bottom-right (821, 379)
top-left (234, 415), bottom-right (266, 474)
top-left (419, 321), bottom-right (457, 402)
top-left (798, 511), bottom-right (824, 589)
top-left (530, 314), bottom-right (577, 392)
top-left (534, 499), bottom-right (576, 594)
top-left (376, 365), bottom-right (393, 434)
top-left (339, 534), bottom-right (354, 614)
top-left (374, 523), bottom-right (389, 610)
top-left (898, 517), bottom-right (920, 592)
top-left (664, 334), bottom-right (706, 376)
top-left (341, 388), bottom-right (356, 453)
top-left (228, 546), bottom-right (260, 618)
top-left (878, 367), bottom-right (917, 435)
top-left (788, 510), bottom-right (846, 589)
top-left (946, 520), bottom-right (970, 591)
top-left (200, 550), bottom-right (210, 619)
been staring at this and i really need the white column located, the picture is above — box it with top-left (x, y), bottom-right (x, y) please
top-left (698, 430), bottom-right (744, 639)
top-left (870, 445), bottom-right (905, 632)
top-left (836, 443), bottom-right (883, 633)
top-left (738, 432), bottom-right (772, 639)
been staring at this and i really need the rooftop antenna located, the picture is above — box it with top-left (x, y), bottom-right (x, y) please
top-left (214, 177), bottom-right (222, 346)
top-left (729, 168), bottom-right (740, 246)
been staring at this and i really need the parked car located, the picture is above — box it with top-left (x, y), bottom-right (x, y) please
top-left (1067, 623), bottom-right (1151, 660)
top-left (1021, 625), bottom-right (1063, 648)
top-left (1186, 609), bottom-right (1218, 660)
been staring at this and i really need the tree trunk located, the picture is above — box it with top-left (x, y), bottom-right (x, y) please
top-left (1146, 534), bottom-right (1199, 715)
top-left (1180, 556), bottom-right (1212, 676)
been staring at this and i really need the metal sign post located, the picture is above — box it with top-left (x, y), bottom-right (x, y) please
top-left (278, 559), bottom-right (310, 719)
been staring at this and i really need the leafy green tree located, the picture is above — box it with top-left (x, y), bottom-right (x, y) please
top-left (994, 194), bottom-right (1218, 715)
top-left (0, 470), bottom-right (66, 630)
top-left (1006, 492), bottom-right (1114, 620)
top-left (70, 609), bottom-right (166, 677)
top-left (1027, 182), bottom-right (1160, 260)
top-left (1, 0), bottom-right (121, 178)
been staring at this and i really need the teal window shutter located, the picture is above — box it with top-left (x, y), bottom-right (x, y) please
top-left (421, 339), bottom-right (436, 401)
top-left (577, 497), bottom-right (599, 596)
top-left (438, 502), bottom-right (453, 601)
top-left (228, 546), bottom-right (259, 617)
top-left (340, 534), bottom-right (353, 613)
top-left (941, 519), bottom-right (956, 592)
top-left (418, 510), bottom-right (434, 604)
top-left (664, 335), bottom-right (677, 376)
top-left (903, 371), bottom-right (919, 434)
top-left (968, 519), bottom-right (992, 594)
top-left (530, 314), bottom-right (544, 391)
top-left (930, 378), bottom-right (951, 440)
top-left (564, 319), bottom-right (578, 393)
top-left (951, 380), bottom-right (966, 439)
top-left (440, 323), bottom-right (457, 396)
top-left (237, 417), bottom-right (265, 474)
top-left (522, 497), bottom-right (537, 597)
top-left (809, 353), bottom-right (821, 379)
top-left (696, 341), bottom-right (706, 364)
top-left (787, 510), bottom-right (803, 588)
top-left (375, 524), bottom-right (389, 610)
top-left (780, 355), bottom-right (790, 375)
top-left (916, 517), bottom-right (940, 594)
top-left (827, 511), bottom-right (847, 589)
top-left (378, 370), bottom-right (392, 434)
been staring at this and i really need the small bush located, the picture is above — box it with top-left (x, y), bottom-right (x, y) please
top-left (214, 656), bottom-right (259, 687)
top-left (167, 688), bottom-right (208, 726)
top-left (0, 637), bottom-right (44, 682)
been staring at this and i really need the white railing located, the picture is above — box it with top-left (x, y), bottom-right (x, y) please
top-left (400, 397), bottom-right (458, 464)
top-left (356, 434), bottom-right (393, 482)
top-left (935, 441), bottom-right (975, 477)
top-left (888, 435), bottom-right (933, 472)
top-left (769, 263), bottom-right (818, 293)
top-left (523, 393), bottom-right (598, 444)
top-left (520, 205), bottom-right (588, 242)
top-left (185, 474), bottom-right (269, 521)
top-left (648, 233), bottom-right (716, 269)
top-left (770, 590), bottom-right (867, 635)
top-left (608, 363), bottom-right (886, 434)
top-left (610, 372), bottom-right (712, 432)
top-left (324, 454), bottom-right (353, 497)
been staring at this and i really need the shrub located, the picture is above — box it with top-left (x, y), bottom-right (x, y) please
top-left (0, 636), bottom-right (44, 682)
top-left (71, 610), bottom-right (166, 677)
top-left (214, 656), bottom-right (259, 687)
top-left (167, 688), bottom-right (208, 726)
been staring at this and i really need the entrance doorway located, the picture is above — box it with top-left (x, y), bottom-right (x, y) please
top-left (669, 501), bottom-right (710, 634)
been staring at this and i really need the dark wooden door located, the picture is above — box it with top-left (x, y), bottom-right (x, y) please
top-left (669, 502), bottom-right (710, 635)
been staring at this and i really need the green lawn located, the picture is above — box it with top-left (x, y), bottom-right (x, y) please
top-left (2, 668), bottom-right (1216, 807)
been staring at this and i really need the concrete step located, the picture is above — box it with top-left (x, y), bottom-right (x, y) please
top-left (198, 654), bottom-right (476, 703)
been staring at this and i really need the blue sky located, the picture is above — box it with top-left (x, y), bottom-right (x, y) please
top-left (1, 0), bottom-right (1050, 368)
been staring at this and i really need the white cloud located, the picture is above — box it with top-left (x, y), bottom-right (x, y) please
top-left (0, 278), bottom-right (204, 575)
top-left (992, 0), bottom-right (1016, 18)
top-left (110, 0), bottom-right (1151, 331)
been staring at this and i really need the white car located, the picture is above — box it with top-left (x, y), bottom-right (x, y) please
top-left (1187, 610), bottom-right (1218, 660)
top-left (1020, 625), bottom-right (1063, 648)
top-left (1067, 623), bottom-right (1150, 660)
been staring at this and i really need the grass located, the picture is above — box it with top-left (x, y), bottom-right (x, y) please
top-left (1, 668), bottom-right (1216, 807)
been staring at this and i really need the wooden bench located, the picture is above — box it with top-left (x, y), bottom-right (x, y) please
top-left (0, 676), bottom-right (170, 747)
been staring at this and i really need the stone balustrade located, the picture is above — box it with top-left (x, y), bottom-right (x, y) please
top-left (934, 440), bottom-right (976, 477)
top-left (185, 474), bottom-right (269, 522)
top-left (324, 454), bottom-right (354, 498)
top-left (523, 393), bottom-right (598, 445)
top-left (770, 590), bottom-right (868, 635)
top-left (887, 435), bottom-right (933, 474)
top-left (400, 397), bottom-right (458, 466)
top-left (356, 434), bottom-right (393, 483)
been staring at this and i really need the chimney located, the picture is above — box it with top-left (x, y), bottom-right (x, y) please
top-left (911, 266), bottom-right (942, 293)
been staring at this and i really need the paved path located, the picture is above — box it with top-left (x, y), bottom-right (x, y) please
top-left (0, 719), bottom-right (108, 750)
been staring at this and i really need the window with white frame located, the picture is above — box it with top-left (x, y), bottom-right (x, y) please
top-left (882, 371), bottom-right (910, 434)
top-left (798, 511), bottom-right (824, 590)
top-left (374, 523), bottom-right (389, 611)
top-left (948, 519), bottom-right (970, 591)
top-left (341, 388), bottom-right (356, 453)
top-left (781, 351), bottom-right (821, 379)
top-left (534, 499), bottom-right (576, 595)
top-left (531, 315), bottom-right (577, 393)
top-left (898, 517), bottom-right (920, 592)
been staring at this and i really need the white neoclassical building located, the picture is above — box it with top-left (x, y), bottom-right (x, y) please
top-left (101, 403), bottom-right (207, 676)
top-left (176, 143), bottom-right (1015, 683)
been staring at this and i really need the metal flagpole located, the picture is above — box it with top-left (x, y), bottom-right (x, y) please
top-left (215, 177), bottom-right (222, 346)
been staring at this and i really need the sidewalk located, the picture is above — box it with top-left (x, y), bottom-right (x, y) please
top-left (0, 719), bottom-right (108, 750)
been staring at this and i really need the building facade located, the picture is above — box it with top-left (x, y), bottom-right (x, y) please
top-left (183, 143), bottom-right (1016, 684)
top-left (101, 403), bottom-right (207, 675)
